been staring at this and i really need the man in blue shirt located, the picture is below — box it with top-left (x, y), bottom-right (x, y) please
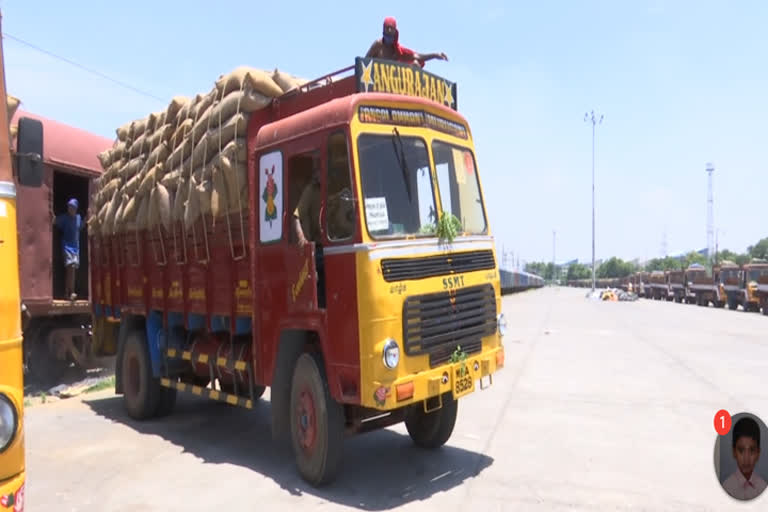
top-left (53, 198), bottom-right (85, 301)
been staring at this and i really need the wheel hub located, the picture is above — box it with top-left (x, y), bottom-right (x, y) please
top-left (296, 388), bottom-right (317, 453)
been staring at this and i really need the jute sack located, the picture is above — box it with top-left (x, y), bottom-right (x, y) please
top-left (207, 89), bottom-right (271, 127)
top-left (112, 195), bottom-right (128, 234)
top-left (210, 164), bottom-right (230, 219)
top-left (154, 183), bottom-right (172, 231)
top-left (97, 148), bottom-right (114, 169)
top-left (148, 124), bottom-right (174, 148)
top-left (172, 178), bottom-right (188, 222)
top-left (215, 67), bottom-right (284, 98)
top-left (165, 96), bottom-right (190, 125)
top-left (135, 194), bottom-right (150, 232)
top-left (167, 138), bottom-right (193, 171)
top-left (160, 169), bottom-right (181, 190)
top-left (7, 95), bottom-right (20, 121)
top-left (169, 119), bottom-right (193, 149)
top-left (138, 164), bottom-right (163, 198)
top-left (120, 156), bottom-right (145, 180)
top-left (272, 69), bottom-right (307, 93)
top-left (121, 195), bottom-right (139, 225)
top-left (129, 117), bottom-right (149, 141)
top-left (183, 179), bottom-right (200, 227)
top-left (190, 113), bottom-right (247, 165)
top-left (124, 172), bottom-right (142, 196)
top-left (116, 121), bottom-right (131, 142)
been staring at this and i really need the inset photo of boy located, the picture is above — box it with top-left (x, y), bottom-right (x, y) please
top-left (715, 413), bottom-right (768, 501)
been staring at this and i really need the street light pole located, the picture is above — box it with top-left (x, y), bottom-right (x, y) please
top-left (584, 110), bottom-right (604, 292)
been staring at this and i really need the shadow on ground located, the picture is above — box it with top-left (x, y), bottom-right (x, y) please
top-left (85, 393), bottom-right (493, 510)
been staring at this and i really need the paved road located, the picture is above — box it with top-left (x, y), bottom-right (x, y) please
top-left (23, 287), bottom-right (768, 511)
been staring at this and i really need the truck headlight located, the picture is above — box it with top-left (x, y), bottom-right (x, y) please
top-left (0, 393), bottom-right (18, 453)
top-left (382, 339), bottom-right (400, 369)
top-left (497, 313), bottom-right (508, 337)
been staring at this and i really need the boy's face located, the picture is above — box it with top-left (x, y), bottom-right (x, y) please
top-left (733, 435), bottom-right (761, 479)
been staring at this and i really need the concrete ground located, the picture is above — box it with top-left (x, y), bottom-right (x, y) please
top-left (22, 287), bottom-right (768, 511)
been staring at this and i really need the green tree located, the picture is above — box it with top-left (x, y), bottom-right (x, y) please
top-left (597, 257), bottom-right (634, 278)
top-left (748, 238), bottom-right (768, 260)
top-left (682, 251), bottom-right (707, 268)
top-left (567, 263), bottom-right (592, 281)
top-left (645, 256), bottom-right (682, 272)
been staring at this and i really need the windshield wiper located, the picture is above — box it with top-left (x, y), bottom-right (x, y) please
top-left (391, 127), bottom-right (412, 201)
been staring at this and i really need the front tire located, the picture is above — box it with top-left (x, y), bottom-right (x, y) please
top-left (122, 330), bottom-right (162, 420)
top-left (404, 392), bottom-right (458, 449)
top-left (289, 352), bottom-right (345, 487)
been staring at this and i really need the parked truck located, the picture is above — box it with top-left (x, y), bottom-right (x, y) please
top-left (89, 58), bottom-right (506, 486)
top-left (646, 270), bottom-right (668, 300)
top-left (721, 260), bottom-right (764, 312)
top-left (689, 265), bottom-right (726, 308)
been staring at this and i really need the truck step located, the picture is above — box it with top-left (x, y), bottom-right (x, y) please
top-left (159, 378), bottom-right (254, 409)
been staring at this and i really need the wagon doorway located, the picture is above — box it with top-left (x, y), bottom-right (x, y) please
top-left (52, 169), bottom-right (91, 300)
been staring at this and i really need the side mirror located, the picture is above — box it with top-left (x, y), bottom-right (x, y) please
top-left (16, 117), bottom-right (44, 187)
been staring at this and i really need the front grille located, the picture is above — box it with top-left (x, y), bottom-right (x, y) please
top-left (381, 250), bottom-right (495, 282)
top-left (402, 284), bottom-right (496, 367)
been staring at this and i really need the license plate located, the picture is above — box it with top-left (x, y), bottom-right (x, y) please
top-left (452, 363), bottom-right (475, 399)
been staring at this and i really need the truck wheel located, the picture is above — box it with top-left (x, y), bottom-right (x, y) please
top-left (289, 352), bottom-right (344, 487)
top-left (716, 301), bottom-right (725, 308)
top-left (404, 392), bottom-right (458, 449)
top-left (122, 330), bottom-right (162, 420)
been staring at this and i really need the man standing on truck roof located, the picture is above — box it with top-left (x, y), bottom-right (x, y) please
top-left (53, 198), bottom-right (85, 301)
top-left (365, 17), bottom-right (448, 68)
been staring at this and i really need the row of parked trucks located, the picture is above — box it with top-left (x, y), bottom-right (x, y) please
top-left (568, 261), bottom-right (768, 313)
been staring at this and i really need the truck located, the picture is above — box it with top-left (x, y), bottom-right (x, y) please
top-left (10, 110), bottom-right (113, 384)
top-left (720, 260), bottom-right (764, 312)
top-left (741, 260), bottom-right (768, 313)
top-left (689, 265), bottom-right (726, 308)
top-left (90, 58), bottom-right (506, 486)
top-left (646, 270), bottom-right (669, 301)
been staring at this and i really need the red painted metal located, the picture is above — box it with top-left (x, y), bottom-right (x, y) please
top-left (11, 109), bottom-right (112, 175)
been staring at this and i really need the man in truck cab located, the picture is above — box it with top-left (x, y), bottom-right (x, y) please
top-left (365, 17), bottom-right (448, 68)
top-left (293, 160), bottom-right (325, 306)
top-left (53, 198), bottom-right (85, 301)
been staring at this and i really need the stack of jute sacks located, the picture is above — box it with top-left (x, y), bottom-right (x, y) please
top-left (7, 94), bottom-right (20, 137)
top-left (88, 67), bottom-right (307, 237)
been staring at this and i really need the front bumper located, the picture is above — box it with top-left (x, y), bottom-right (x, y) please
top-left (0, 472), bottom-right (24, 511)
top-left (367, 345), bottom-right (504, 410)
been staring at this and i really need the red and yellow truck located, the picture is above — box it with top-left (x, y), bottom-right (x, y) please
top-left (91, 58), bottom-right (506, 486)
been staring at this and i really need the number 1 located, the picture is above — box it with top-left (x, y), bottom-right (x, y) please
top-left (721, 415), bottom-right (725, 429)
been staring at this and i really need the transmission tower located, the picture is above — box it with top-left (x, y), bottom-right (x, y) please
top-left (661, 228), bottom-right (668, 258)
top-left (706, 163), bottom-right (715, 267)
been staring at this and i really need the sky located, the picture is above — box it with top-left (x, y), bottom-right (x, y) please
top-left (3, 0), bottom-right (767, 267)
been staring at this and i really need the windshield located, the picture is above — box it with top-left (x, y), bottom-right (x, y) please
top-left (747, 269), bottom-right (768, 282)
top-left (721, 269), bottom-right (740, 282)
top-left (357, 133), bottom-right (437, 238)
top-left (431, 141), bottom-right (487, 234)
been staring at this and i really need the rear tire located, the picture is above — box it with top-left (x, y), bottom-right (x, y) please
top-left (289, 352), bottom-right (345, 487)
top-left (404, 392), bottom-right (458, 449)
top-left (122, 330), bottom-right (162, 420)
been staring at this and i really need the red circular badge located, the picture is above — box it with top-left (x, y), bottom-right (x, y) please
top-left (714, 409), bottom-right (732, 435)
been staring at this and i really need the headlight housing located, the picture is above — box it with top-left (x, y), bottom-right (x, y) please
top-left (382, 339), bottom-right (400, 369)
top-left (497, 313), bottom-right (508, 337)
top-left (0, 393), bottom-right (18, 453)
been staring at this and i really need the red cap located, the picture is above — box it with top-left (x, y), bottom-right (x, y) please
top-left (383, 17), bottom-right (397, 29)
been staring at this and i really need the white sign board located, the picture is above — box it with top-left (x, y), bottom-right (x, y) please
top-left (365, 197), bottom-right (389, 232)
top-left (259, 151), bottom-right (283, 243)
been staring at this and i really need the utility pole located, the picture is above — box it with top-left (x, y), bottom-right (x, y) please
top-left (706, 163), bottom-right (715, 270)
top-left (552, 230), bottom-right (556, 285)
top-left (584, 110), bottom-right (603, 292)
